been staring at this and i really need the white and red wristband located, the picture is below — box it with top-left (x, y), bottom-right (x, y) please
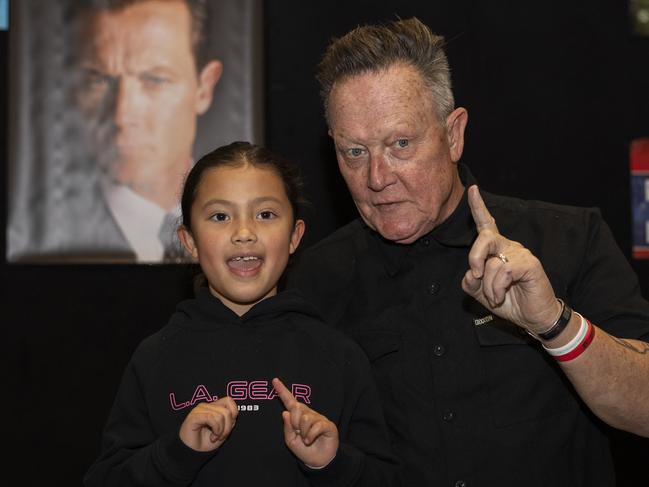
top-left (542, 312), bottom-right (596, 362)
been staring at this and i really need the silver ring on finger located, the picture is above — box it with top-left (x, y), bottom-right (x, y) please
top-left (488, 253), bottom-right (509, 264)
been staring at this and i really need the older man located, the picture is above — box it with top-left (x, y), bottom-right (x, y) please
top-left (287, 18), bottom-right (649, 486)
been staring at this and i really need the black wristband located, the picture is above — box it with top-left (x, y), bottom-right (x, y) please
top-left (536, 299), bottom-right (572, 341)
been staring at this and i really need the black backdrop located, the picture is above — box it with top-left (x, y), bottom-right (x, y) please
top-left (4, 1), bottom-right (649, 484)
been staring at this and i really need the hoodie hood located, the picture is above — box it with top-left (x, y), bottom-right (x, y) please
top-left (170, 287), bottom-right (323, 331)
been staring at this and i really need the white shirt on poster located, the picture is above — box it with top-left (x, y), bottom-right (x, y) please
top-left (101, 179), bottom-right (181, 263)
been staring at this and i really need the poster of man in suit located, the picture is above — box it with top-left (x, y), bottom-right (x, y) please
top-left (7, 0), bottom-right (263, 263)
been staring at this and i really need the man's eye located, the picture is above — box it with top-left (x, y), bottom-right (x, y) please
top-left (82, 70), bottom-right (112, 88)
top-left (210, 213), bottom-right (229, 222)
top-left (258, 211), bottom-right (276, 220)
top-left (140, 73), bottom-right (169, 86)
top-left (348, 148), bottom-right (364, 157)
top-left (396, 139), bottom-right (409, 148)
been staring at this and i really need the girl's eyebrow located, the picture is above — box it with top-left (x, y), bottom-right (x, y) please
top-left (201, 198), bottom-right (232, 209)
top-left (251, 196), bottom-right (283, 205)
top-left (201, 196), bottom-right (283, 210)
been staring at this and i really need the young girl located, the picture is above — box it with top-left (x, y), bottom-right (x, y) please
top-left (84, 142), bottom-right (400, 486)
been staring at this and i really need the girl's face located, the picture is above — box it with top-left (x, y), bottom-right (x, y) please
top-left (179, 164), bottom-right (305, 316)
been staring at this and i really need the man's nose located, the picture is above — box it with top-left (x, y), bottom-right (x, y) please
top-left (367, 153), bottom-right (397, 191)
top-left (112, 77), bottom-right (140, 128)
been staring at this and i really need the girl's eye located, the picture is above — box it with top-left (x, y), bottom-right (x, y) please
top-left (396, 138), bottom-right (409, 148)
top-left (210, 212), bottom-right (229, 222)
top-left (258, 211), bottom-right (276, 220)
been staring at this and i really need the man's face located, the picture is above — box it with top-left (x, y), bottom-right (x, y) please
top-left (328, 63), bottom-right (468, 244)
top-left (78, 0), bottom-right (219, 194)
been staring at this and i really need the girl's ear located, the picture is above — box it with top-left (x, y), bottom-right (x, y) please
top-left (289, 219), bottom-right (306, 254)
top-left (178, 226), bottom-right (199, 259)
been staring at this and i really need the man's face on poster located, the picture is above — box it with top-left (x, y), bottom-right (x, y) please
top-left (77, 0), bottom-right (220, 202)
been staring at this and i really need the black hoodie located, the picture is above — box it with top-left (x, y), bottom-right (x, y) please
top-left (84, 288), bottom-right (401, 486)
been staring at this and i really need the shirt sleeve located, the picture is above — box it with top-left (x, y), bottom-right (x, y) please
top-left (569, 208), bottom-right (649, 341)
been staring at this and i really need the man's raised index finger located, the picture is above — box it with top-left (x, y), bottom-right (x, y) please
top-left (467, 185), bottom-right (498, 233)
top-left (272, 377), bottom-right (297, 409)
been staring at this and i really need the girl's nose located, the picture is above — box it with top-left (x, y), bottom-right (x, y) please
top-left (231, 224), bottom-right (257, 244)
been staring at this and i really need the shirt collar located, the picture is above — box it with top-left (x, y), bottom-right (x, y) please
top-left (101, 178), bottom-right (181, 262)
top-left (372, 163), bottom-right (479, 276)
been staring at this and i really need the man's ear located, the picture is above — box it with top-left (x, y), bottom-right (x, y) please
top-left (445, 107), bottom-right (468, 163)
top-left (178, 226), bottom-right (199, 259)
top-left (195, 59), bottom-right (223, 115)
top-left (289, 219), bottom-right (306, 254)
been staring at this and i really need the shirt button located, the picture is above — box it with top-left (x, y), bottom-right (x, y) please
top-left (433, 344), bottom-right (446, 356)
top-left (422, 238), bottom-right (430, 246)
top-left (428, 283), bottom-right (440, 295)
top-left (442, 410), bottom-right (455, 422)
top-left (455, 481), bottom-right (467, 487)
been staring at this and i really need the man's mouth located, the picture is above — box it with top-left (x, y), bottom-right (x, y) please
top-left (373, 201), bottom-right (402, 211)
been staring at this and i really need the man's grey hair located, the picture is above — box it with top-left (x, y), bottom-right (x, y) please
top-left (316, 17), bottom-right (455, 123)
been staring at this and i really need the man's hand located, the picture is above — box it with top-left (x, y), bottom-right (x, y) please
top-left (273, 377), bottom-right (338, 468)
top-left (179, 397), bottom-right (238, 452)
top-left (461, 185), bottom-right (562, 334)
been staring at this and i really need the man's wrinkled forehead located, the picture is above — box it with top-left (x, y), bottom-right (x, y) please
top-left (326, 63), bottom-right (439, 127)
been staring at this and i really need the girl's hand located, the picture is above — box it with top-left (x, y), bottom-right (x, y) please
top-left (179, 396), bottom-right (238, 452)
top-left (272, 377), bottom-right (338, 468)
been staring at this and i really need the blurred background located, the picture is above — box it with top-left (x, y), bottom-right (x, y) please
top-left (3, 0), bottom-right (649, 484)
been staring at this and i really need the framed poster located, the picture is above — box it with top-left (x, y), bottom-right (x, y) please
top-left (7, 0), bottom-right (264, 263)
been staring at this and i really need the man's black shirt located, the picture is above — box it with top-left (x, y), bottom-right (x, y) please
top-left (286, 166), bottom-right (649, 486)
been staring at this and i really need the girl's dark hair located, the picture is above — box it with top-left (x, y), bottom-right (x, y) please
top-left (181, 141), bottom-right (305, 232)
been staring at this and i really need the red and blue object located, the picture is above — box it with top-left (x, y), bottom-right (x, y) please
top-left (631, 137), bottom-right (649, 259)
